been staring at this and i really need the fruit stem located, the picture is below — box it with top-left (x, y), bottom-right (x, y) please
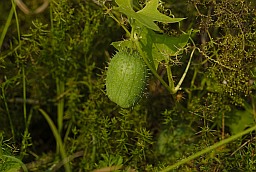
top-left (166, 63), bottom-right (175, 93)
top-left (103, 5), bottom-right (131, 38)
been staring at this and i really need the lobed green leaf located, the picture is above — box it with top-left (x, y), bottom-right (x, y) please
top-left (115, 0), bottom-right (185, 31)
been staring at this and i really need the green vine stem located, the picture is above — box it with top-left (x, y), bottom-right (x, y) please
top-left (133, 37), bottom-right (173, 94)
top-left (0, 1), bottom-right (14, 49)
top-left (39, 108), bottom-right (71, 172)
top-left (103, 5), bottom-right (131, 38)
top-left (1, 85), bottom-right (15, 141)
top-left (56, 78), bottom-right (65, 135)
top-left (166, 63), bottom-right (175, 93)
top-left (134, 36), bottom-right (195, 95)
top-left (22, 65), bottom-right (27, 124)
top-left (174, 47), bottom-right (195, 93)
top-left (160, 124), bottom-right (256, 172)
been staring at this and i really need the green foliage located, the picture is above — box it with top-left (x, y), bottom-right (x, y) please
top-left (0, 0), bottom-right (255, 171)
top-left (227, 108), bottom-right (255, 135)
top-left (73, 88), bottom-right (155, 170)
top-left (0, 132), bottom-right (27, 172)
top-left (157, 123), bottom-right (195, 162)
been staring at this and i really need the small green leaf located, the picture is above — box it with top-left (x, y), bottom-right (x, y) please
top-left (115, 0), bottom-right (185, 31)
top-left (111, 40), bottom-right (134, 51)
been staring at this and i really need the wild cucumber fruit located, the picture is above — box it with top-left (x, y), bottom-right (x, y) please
top-left (106, 51), bottom-right (147, 108)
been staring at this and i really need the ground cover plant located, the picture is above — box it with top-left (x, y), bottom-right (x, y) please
top-left (0, 0), bottom-right (255, 171)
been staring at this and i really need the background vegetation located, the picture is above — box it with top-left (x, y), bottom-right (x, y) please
top-left (0, 0), bottom-right (255, 171)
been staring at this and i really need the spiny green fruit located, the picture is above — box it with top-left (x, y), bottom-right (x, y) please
top-left (106, 51), bottom-right (147, 108)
